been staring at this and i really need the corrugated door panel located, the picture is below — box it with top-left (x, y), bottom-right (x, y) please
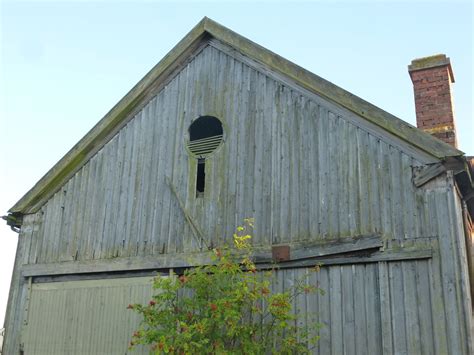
top-left (22, 276), bottom-right (155, 355)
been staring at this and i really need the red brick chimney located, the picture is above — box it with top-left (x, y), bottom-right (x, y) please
top-left (408, 54), bottom-right (457, 147)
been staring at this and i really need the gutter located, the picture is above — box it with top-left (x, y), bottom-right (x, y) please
top-left (1, 213), bottom-right (23, 233)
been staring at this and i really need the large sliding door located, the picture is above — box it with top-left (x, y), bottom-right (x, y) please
top-left (22, 276), bottom-right (155, 355)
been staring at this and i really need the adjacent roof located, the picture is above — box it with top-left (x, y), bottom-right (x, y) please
top-left (9, 17), bottom-right (464, 215)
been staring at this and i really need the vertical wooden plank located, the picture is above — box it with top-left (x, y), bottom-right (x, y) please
top-left (164, 75), bottom-right (180, 254)
top-left (365, 263), bottom-right (382, 354)
top-left (37, 195), bottom-right (53, 263)
top-left (379, 142), bottom-right (392, 238)
top-left (90, 150), bottom-right (107, 259)
top-left (92, 147), bottom-right (109, 259)
top-left (127, 111), bottom-right (144, 256)
top-left (449, 183), bottom-right (473, 354)
top-left (150, 90), bottom-right (167, 254)
top-left (113, 127), bottom-right (131, 257)
top-left (378, 261), bottom-right (394, 354)
top-left (338, 119), bottom-right (350, 237)
top-left (389, 261), bottom-right (408, 354)
top-left (81, 153), bottom-right (99, 260)
top-left (318, 106), bottom-right (329, 239)
top-left (134, 101), bottom-right (153, 256)
top-left (329, 266), bottom-right (343, 354)
top-left (101, 135), bottom-right (121, 259)
top-left (252, 70), bottom-right (265, 244)
top-left (435, 190), bottom-right (463, 353)
top-left (341, 265), bottom-right (355, 355)
top-left (158, 83), bottom-right (174, 254)
top-left (297, 96), bottom-right (310, 241)
top-left (415, 260), bottom-right (435, 354)
top-left (357, 128), bottom-right (370, 235)
top-left (402, 154), bottom-right (417, 239)
top-left (327, 112), bottom-right (339, 238)
top-left (307, 100), bottom-right (319, 240)
top-left (270, 80), bottom-right (280, 244)
top-left (353, 264), bottom-right (368, 354)
top-left (389, 146), bottom-right (403, 241)
top-left (347, 123), bottom-right (359, 236)
top-left (58, 180), bottom-right (72, 262)
top-left (369, 135), bottom-right (381, 234)
top-left (424, 191), bottom-right (449, 354)
top-left (317, 267), bottom-right (331, 353)
top-left (402, 261), bottom-right (421, 354)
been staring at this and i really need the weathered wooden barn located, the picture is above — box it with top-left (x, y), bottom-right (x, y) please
top-left (3, 17), bottom-right (474, 354)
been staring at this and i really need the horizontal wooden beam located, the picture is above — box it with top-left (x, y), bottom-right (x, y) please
top-left (258, 248), bottom-right (433, 270)
top-left (20, 235), bottom-right (435, 278)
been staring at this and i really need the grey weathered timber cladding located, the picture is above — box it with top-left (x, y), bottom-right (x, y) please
top-left (23, 44), bottom-right (433, 264)
top-left (3, 20), bottom-right (473, 355)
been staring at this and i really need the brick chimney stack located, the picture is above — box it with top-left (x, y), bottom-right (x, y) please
top-left (408, 54), bottom-right (457, 147)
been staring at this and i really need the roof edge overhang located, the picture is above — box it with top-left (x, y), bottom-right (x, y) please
top-left (8, 17), bottom-right (464, 215)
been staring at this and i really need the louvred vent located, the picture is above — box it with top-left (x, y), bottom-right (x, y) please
top-left (187, 134), bottom-right (223, 156)
top-left (187, 116), bottom-right (224, 157)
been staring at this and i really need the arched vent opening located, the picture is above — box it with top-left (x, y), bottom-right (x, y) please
top-left (187, 116), bottom-right (224, 197)
top-left (187, 116), bottom-right (223, 157)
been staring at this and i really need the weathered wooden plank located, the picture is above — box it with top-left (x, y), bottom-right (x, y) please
top-left (365, 263), bottom-right (382, 354)
top-left (102, 134), bottom-right (121, 259)
top-left (390, 261), bottom-right (408, 354)
top-left (21, 241), bottom-right (433, 278)
top-left (378, 262), bottom-right (394, 354)
top-left (113, 127), bottom-right (130, 258)
top-left (390, 146), bottom-right (404, 242)
top-left (379, 141), bottom-right (392, 239)
top-left (347, 122), bottom-right (359, 236)
top-left (318, 105), bottom-right (329, 238)
top-left (289, 90), bottom-right (300, 243)
top-left (135, 98), bottom-right (154, 256)
top-left (341, 266), bottom-right (355, 355)
top-left (434, 190), bottom-right (463, 353)
top-left (369, 134), bottom-right (381, 233)
top-left (298, 95), bottom-right (310, 241)
top-left (54, 183), bottom-right (68, 262)
top-left (290, 234), bottom-right (382, 260)
top-left (125, 111), bottom-right (142, 257)
top-left (81, 153), bottom-right (99, 260)
top-left (402, 261), bottom-right (422, 354)
top-left (329, 267), bottom-right (343, 354)
top-left (353, 264), bottom-right (368, 354)
top-left (450, 188), bottom-right (474, 355)
top-left (357, 128), bottom-right (370, 235)
top-left (328, 112), bottom-right (339, 238)
top-left (445, 178), bottom-right (469, 354)
top-left (308, 100), bottom-right (319, 240)
top-left (413, 163), bottom-right (446, 187)
top-left (339, 118), bottom-right (350, 237)
top-left (317, 267), bottom-right (330, 353)
top-left (415, 260), bottom-right (435, 354)
top-left (252, 70), bottom-right (265, 244)
top-left (402, 154), bottom-right (417, 240)
top-left (150, 89), bottom-right (167, 254)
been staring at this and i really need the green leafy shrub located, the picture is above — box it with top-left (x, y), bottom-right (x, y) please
top-left (128, 219), bottom-right (323, 354)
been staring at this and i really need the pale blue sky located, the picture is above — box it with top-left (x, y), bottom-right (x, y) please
top-left (0, 1), bottom-right (472, 326)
